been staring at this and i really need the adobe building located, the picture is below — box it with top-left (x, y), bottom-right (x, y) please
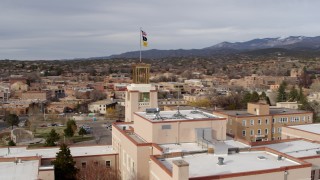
top-left (0, 145), bottom-right (118, 180)
top-left (113, 109), bottom-right (228, 179)
top-left (212, 103), bottom-right (313, 142)
top-left (281, 123), bottom-right (320, 141)
top-left (253, 139), bottom-right (320, 180)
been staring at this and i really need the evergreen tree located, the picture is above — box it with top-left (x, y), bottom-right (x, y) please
top-left (52, 144), bottom-right (78, 180)
top-left (78, 127), bottom-right (87, 137)
top-left (8, 140), bottom-right (16, 146)
top-left (6, 114), bottom-right (19, 129)
top-left (242, 92), bottom-right (252, 107)
top-left (277, 82), bottom-right (287, 102)
top-left (259, 91), bottom-right (267, 99)
top-left (288, 86), bottom-right (299, 102)
top-left (64, 120), bottom-right (77, 137)
top-left (45, 129), bottom-right (60, 146)
top-left (250, 91), bottom-right (260, 102)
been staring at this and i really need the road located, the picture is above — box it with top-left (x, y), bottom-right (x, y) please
top-left (75, 120), bottom-right (113, 145)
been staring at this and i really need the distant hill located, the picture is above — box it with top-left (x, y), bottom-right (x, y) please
top-left (107, 36), bottom-right (320, 59)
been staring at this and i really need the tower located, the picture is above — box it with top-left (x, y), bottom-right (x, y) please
top-left (132, 63), bottom-right (150, 84)
top-left (125, 63), bottom-right (157, 122)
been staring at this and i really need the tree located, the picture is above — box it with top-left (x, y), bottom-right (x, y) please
top-left (78, 127), bottom-right (87, 137)
top-left (45, 129), bottom-right (60, 146)
top-left (52, 144), bottom-right (78, 180)
top-left (8, 140), bottom-right (16, 146)
top-left (6, 114), bottom-right (19, 129)
top-left (250, 91), bottom-right (260, 102)
top-left (288, 86), bottom-right (299, 102)
top-left (188, 99), bottom-right (212, 108)
top-left (277, 82), bottom-right (287, 102)
top-left (76, 162), bottom-right (119, 180)
top-left (105, 107), bottom-right (117, 120)
top-left (89, 90), bottom-right (106, 101)
top-left (64, 120), bottom-right (77, 137)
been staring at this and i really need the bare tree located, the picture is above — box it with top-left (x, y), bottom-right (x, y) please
top-left (76, 161), bottom-right (119, 180)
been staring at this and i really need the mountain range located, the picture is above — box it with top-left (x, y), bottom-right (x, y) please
top-left (107, 36), bottom-right (320, 59)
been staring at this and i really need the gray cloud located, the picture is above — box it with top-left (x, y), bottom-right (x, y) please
top-left (0, 0), bottom-right (320, 60)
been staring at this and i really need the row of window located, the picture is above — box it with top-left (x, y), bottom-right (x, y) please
top-left (242, 127), bottom-right (282, 137)
top-left (240, 116), bottom-right (311, 126)
top-left (81, 161), bottom-right (111, 168)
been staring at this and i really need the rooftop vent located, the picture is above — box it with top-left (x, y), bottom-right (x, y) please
top-left (217, 157), bottom-right (224, 165)
top-left (277, 155), bottom-right (283, 161)
top-left (316, 150), bottom-right (320, 155)
top-left (122, 126), bottom-right (126, 130)
top-left (257, 156), bottom-right (267, 160)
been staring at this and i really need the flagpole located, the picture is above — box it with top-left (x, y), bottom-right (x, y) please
top-left (139, 27), bottom-right (142, 63)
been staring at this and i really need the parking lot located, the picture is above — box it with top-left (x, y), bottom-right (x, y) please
top-left (75, 120), bottom-right (113, 145)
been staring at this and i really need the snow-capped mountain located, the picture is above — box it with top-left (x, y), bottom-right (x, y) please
top-left (206, 36), bottom-right (320, 50)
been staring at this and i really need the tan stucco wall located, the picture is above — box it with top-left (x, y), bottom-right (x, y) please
top-left (38, 170), bottom-right (55, 180)
top-left (282, 127), bottom-right (320, 141)
top-left (112, 125), bottom-right (152, 180)
top-left (134, 114), bottom-right (226, 144)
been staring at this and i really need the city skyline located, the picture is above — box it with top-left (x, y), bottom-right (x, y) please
top-left (1, 0), bottom-right (320, 60)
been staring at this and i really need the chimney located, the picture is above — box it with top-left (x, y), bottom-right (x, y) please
top-left (217, 157), bottom-right (224, 165)
top-left (172, 160), bottom-right (189, 180)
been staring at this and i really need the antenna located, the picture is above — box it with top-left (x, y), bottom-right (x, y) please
top-left (172, 87), bottom-right (186, 119)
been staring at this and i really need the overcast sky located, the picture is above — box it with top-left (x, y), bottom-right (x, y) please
top-left (1, 0), bottom-right (320, 60)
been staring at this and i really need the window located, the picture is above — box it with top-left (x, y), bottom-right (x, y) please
top-left (81, 162), bottom-right (87, 168)
top-left (302, 116), bottom-right (305, 121)
top-left (139, 92), bottom-right (150, 102)
top-left (278, 117), bottom-right (288, 123)
top-left (250, 120), bottom-right (254, 126)
top-left (278, 127), bottom-right (281, 133)
top-left (290, 117), bottom-right (294, 122)
top-left (229, 119), bottom-right (232, 125)
top-left (250, 129), bottom-right (254, 136)
top-left (272, 127), bottom-right (275, 134)
top-left (258, 119), bottom-right (261, 125)
top-left (242, 130), bottom-right (246, 137)
top-left (106, 161), bottom-right (111, 168)
top-left (265, 128), bottom-right (268, 135)
top-left (265, 119), bottom-right (269, 124)
top-left (294, 117), bottom-right (300, 122)
top-left (257, 129), bottom-right (261, 135)
top-left (162, 125), bottom-right (171, 130)
top-left (94, 161), bottom-right (99, 166)
top-left (277, 137), bottom-right (281, 140)
top-left (242, 120), bottom-right (246, 126)
top-left (272, 118), bottom-right (276, 124)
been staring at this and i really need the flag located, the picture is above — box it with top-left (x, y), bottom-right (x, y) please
top-left (141, 30), bottom-right (148, 47)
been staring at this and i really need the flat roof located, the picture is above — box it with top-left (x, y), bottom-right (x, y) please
top-left (0, 145), bottom-right (116, 159)
top-left (217, 108), bottom-right (310, 117)
top-left (159, 140), bottom-right (250, 155)
top-left (258, 140), bottom-right (320, 158)
top-left (136, 110), bottom-right (223, 122)
top-left (160, 143), bottom-right (207, 153)
top-left (0, 160), bottom-right (39, 180)
top-left (288, 124), bottom-right (320, 135)
top-left (160, 151), bottom-right (300, 178)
